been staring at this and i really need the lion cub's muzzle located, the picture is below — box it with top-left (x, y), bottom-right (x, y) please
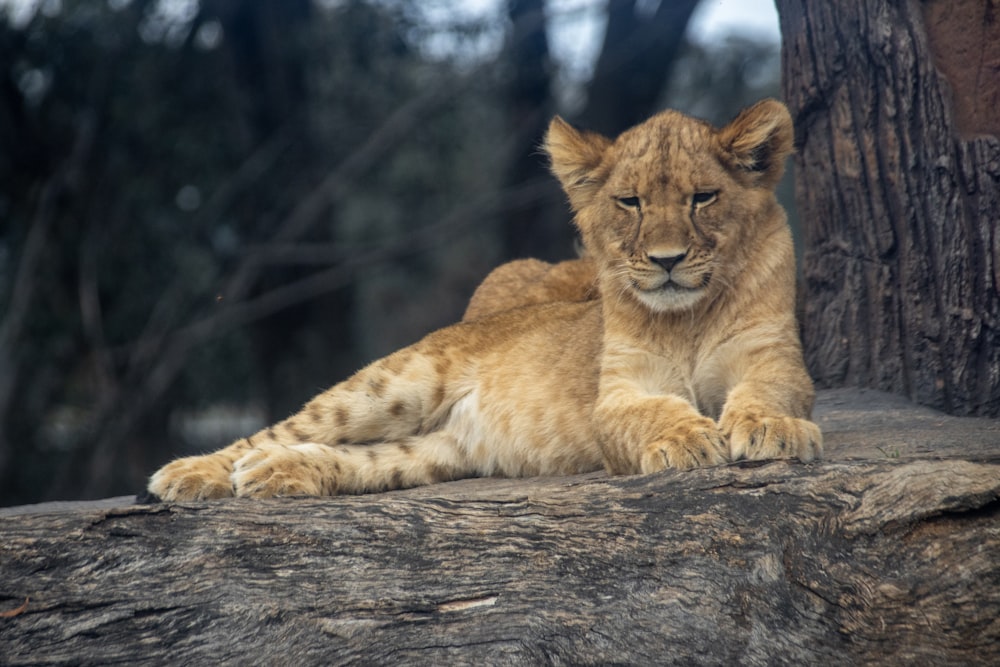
top-left (629, 251), bottom-right (711, 312)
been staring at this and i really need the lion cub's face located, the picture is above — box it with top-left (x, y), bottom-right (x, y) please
top-left (545, 100), bottom-right (794, 313)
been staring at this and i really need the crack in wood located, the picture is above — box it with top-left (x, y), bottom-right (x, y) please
top-left (435, 595), bottom-right (499, 613)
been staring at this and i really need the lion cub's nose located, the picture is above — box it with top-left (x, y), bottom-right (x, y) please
top-left (648, 251), bottom-right (687, 273)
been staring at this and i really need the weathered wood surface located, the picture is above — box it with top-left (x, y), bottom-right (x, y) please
top-left (777, 0), bottom-right (1000, 417)
top-left (1, 389), bottom-right (999, 666)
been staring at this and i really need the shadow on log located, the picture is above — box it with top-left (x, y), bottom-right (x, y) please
top-left (2, 389), bottom-right (999, 665)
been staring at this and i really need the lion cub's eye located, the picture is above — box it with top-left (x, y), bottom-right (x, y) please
top-left (616, 196), bottom-right (641, 210)
top-left (692, 191), bottom-right (718, 208)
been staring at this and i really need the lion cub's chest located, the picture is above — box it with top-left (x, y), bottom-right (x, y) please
top-left (604, 341), bottom-right (732, 421)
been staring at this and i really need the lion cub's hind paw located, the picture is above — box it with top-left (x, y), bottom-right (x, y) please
top-left (727, 415), bottom-right (823, 463)
top-left (147, 455), bottom-right (235, 502)
top-left (641, 419), bottom-right (729, 473)
top-left (232, 443), bottom-right (329, 498)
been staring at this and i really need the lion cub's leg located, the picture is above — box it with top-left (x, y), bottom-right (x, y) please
top-left (720, 385), bottom-right (823, 463)
top-left (147, 439), bottom-right (253, 501)
top-left (147, 433), bottom-right (321, 503)
top-left (149, 432), bottom-right (471, 501)
top-left (724, 414), bottom-right (823, 462)
top-left (596, 389), bottom-right (729, 474)
top-left (148, 344), bottom-right (469, 501)
top-left (230, 432), bottom-right (467, 497)
top-left (718, 366), bottom-right (824, 463)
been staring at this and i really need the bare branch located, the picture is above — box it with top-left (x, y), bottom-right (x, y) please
top-left (174, 178), bottom-right (552, 348)
top-left (222, 82), bottom-right (462, 304)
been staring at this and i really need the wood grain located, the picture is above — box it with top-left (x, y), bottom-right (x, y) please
top-left (2, 390), bottom-right (998, 665)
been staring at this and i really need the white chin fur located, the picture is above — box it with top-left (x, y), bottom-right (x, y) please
top-left (633, 285), bottom-right (706, 312)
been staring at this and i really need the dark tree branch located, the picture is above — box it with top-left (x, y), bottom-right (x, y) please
top-left (501, 0), bottom-right (565, 260)
top-left (578, 0), bottom-right (702, 136)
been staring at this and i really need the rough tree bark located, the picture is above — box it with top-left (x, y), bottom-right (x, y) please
top-left (777, 0), bottom-right (1000, 417)
top-left (2, 389), bottom-right (999, 665)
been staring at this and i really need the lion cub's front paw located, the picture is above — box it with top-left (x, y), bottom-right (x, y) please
top-left (232, 443), bottom-right (330, 498)
top-left (148, 455), bottom-right (235, 501)
top-left (725, 414), bottom-right (823, 462)
top-left (641, 418), bottom-right (729, 473)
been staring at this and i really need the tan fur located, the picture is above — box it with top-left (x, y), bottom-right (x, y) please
top-left (148, 99), bottom-right (821, 501)
top-left (463, 257), bottom-right (597, 321)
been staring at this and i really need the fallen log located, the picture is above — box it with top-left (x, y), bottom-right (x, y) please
top-left (1, 389), bottom-right (998, 665)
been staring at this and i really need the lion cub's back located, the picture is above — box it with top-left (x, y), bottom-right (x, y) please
top-left (463, 258), bottom-right (598, 321)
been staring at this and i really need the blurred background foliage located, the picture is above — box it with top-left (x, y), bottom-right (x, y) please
top-left (0, 0), bottom-right (785, 505)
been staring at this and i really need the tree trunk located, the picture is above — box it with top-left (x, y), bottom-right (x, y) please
top-left (500, 0), bottom-right (568, 261)
top-left (577, 0), bottom-right (701, 136)
top-left (2, 389), bottom-right (999, 665)
top-left (777, 0), bottom-right (1000, 417)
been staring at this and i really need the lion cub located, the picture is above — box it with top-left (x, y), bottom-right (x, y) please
top-left (149, 99), bottom-right (821, 501)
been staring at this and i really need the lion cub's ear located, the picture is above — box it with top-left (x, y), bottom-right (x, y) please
top-left (545, 116), bottom-right (612, 210)
top-left (717, 98), bottom-right (794, 188)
